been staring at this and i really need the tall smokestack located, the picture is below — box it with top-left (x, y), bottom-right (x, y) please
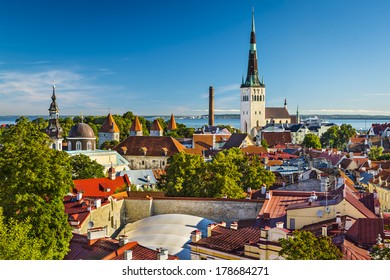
top-left (209, 86), bottom-right (214, 127)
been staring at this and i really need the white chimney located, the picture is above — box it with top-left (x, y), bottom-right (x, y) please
top-left (261, 185), bottom-right (267, 194)
top-left (191, 230), bottom-right (202, 242)
top-left (77, 192), bottom-right (83, 201)
top-left (157, 248), bottom-right (168, 260)
top-left (345, 217), bottom-right (353, 231)
top-left (322, 225), bottom-right (328, 236)
top-left (119, 235), bottom-right (129, 247)
top-left (265, 192), bottom-right (270, 199)
top-left (336, 212), bottom-right (341, 224)
top-left (276, 222), bottom-right (284, 229)
top-left (124, 250), bottom-right (133, 260)
top-left (230, 222), bottom-right (238, 230)
top-left (94, 199), bottom-right (101, 208)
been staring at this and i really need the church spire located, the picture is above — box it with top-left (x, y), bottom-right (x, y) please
top-left (46, 85), bottom-right (64, 149)
top-left (241, 8), bottom-right (263, 88)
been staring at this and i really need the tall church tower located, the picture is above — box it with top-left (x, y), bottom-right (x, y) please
top-left (46, 85), bottom-right (64, 150)
top-left (240, 9), bottom-right (266, 138)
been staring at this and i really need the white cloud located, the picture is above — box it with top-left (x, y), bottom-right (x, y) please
top-left (0, 69), bottom-right (121, 115)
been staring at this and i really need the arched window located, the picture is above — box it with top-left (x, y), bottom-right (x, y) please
top-left (68, 141), bottom-right (72, 150)
top-left (87, 141), bottom-right (92, 150)
top-left (76, 141), bottom-right (82, 151)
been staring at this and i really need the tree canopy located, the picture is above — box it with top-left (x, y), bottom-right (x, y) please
top-left (302, 133), bottom-right (321, 149)
top-left (70, 154), bottom-right (105, 179)
top-left (368, 146), bottom-right (384, 161)
top-left (0, 118), bottom-right (73, 259)
top-left (320, 124), bottom-right (356, 150)
top-left (159, 148), bottom-right (275, 198)
top-left (278, 230), bottom-right (342, 260)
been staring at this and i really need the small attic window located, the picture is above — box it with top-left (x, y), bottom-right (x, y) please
top-left (140, 147), bottom-right (147, 155)
top-left (162, 147), bottom-right (168, 156)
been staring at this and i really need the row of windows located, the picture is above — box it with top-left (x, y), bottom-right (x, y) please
top-left (242, 111), bottom-right (262, 115)
top-left (242, 95), bottom-right (264, 102)
top-left (68, 141), bottom-right (93, 151)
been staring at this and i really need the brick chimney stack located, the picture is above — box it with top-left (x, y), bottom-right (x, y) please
top-left (209, 86), bottom-right (214, 127)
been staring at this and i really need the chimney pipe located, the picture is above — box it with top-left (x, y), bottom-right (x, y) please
top-left (209, 86), bottom-right (214, 127)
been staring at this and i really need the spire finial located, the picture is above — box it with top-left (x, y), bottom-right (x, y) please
top-left (251, 7), bottom-right (255, 33)
top-left (80, 112), bottom-right (84, 123)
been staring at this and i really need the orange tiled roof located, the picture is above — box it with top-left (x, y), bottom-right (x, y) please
top-left (259, 190), bottom-right (311, 219)
top-left (150, 119), bottom-right (163, 131)
top-left (99, 113), bottom-right (120, 133)
top-left (73, 175), bottom-right (131, 198)
top-left (241, 145), bottom-right (268, 155)
top-left (167, 114), bottom-right (177, 130)
top-left (130, 116), bottom-right (142, 132)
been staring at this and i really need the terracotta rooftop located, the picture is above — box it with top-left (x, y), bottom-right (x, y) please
top-left (64, 233), bottom-right (178, 260)
top-left (192, 226), bottom-right (263, 256)
top-left (63, 195), bottom-right (93, 229)
top-left (345, 218), bottom-right (385, 248)
top-left (114, 136), bottom-right (186, 157)
top-left (370, 169), bottom-right (390, 187)
top-left (129, 116), bottom-right (142, 132)
top-left (167, 114), bottom-right (177, 130)
top-left (150, 119), bottom-right (163, 131)
top-left (99, 113), bottom-right (120, 133)
top-left (73, 175), bottom-right (131, 198)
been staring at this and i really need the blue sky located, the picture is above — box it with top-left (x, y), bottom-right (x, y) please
top-left (1, 0), bottom-right (390, 116)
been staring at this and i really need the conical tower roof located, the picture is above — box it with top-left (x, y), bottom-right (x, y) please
top-left (151, 119), bottom-right (163, 131)
top-left (129, 116), bottom-right (142, 132)
top-left (167, 114), bottom-right (177, 131)
top-left (99, 113), bottom-right (120, 133)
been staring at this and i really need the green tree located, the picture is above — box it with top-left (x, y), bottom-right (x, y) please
top-left (0, 208), bottom-right (45, 259)
top-left (279, 230), bottom-right (342, 260)
top-left (320, 124), bottom-right (356, 149)
top-left (0, 118), bottom-right (73, 259)
top-left (70, 154), bottom-right (105, 179)
top-left (159, 152), bottom-right (206, 197)
top-left (242, 155), bottom-right (275, 190)
top-left (369, 146), bottom-right (384, 161)
top-left (207, 149), bottom-right (245, 198)
top-left (100, 140), bottom-right (120, 150)
top-left (320, 126), bottom-right (339, 148)
top-left (302, 133), bottom-right (322, 149)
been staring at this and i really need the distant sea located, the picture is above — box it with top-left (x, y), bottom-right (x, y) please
top-left (1, 115), bottom-right (389, 132)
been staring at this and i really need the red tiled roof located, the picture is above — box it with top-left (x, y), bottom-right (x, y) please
top-left (65, 233), bottom-right (178, 260)
top-left (259, 191), bottom-right (312, 219)
top-left (73, 175), bottom-right (130, 198)
top-left (342, 239), bottom-right (371, 260)
top-left (114, 136), bottom-right (186, 157)
top-left (193, 226), bottom-right (262, 255)
top-left (99, 113), bottom-right (120, 133)
top-left (130, 116), bottom-right (142, 132)
top-left (346, 218), bottom-right (384, 248)
top-left (63, 195), bottom-right (92, 228)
